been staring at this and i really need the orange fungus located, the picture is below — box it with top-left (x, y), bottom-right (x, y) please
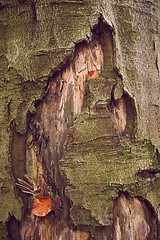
top-left (32, 196), bottom-right (53, 217)
top-left (87, 70), bottom-right (99, 79)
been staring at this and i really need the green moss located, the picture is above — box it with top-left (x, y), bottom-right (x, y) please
top-left (61, 77), bottom-right (160, 226)
top-left (0, 64), bottom-right (46, 133)
top-left (144, 140), bottom-right (155, 156)
top-left (0, 176), bottom-right (22, 222)
top-left (0, 222), bottom-right (7, 240)
top-left (70, 204), bottom-right (100, 226)
top-left (62, 133), bottom-right (159, 225)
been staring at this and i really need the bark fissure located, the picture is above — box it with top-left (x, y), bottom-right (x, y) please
top-left (12, 20), bottom-right (112, 239)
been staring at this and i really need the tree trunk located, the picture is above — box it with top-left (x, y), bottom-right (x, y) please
top-left (0, 0), bottom-right (160, 239)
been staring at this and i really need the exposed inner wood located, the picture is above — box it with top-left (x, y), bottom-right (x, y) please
top-left (20, 23), bottom-right (105, 240)
top-left (113, 193), bottom-right (159, 240)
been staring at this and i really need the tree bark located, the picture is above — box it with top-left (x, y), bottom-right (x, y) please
top-left (0, 0), bottom-right (160, 239)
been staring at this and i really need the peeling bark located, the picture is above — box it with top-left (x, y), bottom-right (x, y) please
top-left (113, 193), bottom-right (159, 240)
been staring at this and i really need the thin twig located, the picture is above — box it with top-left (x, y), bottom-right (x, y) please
top-left (24, 174), bottom-right (36, 186)
top-left (20, 189), bottom-right (36, 196)
top-left (17, 178), bottom-right (33, 189)
top-left (15, 183), bottom-right (34, 192)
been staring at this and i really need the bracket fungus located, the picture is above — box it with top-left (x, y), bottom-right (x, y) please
top-left (32, 196), bottom-right (53, 217)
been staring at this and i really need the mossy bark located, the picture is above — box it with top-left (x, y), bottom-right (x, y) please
top-left (0, 0), bottom-right (160, 239)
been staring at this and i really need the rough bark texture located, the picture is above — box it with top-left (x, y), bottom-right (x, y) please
top-left (0, 0), bottom-right (160, 239)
